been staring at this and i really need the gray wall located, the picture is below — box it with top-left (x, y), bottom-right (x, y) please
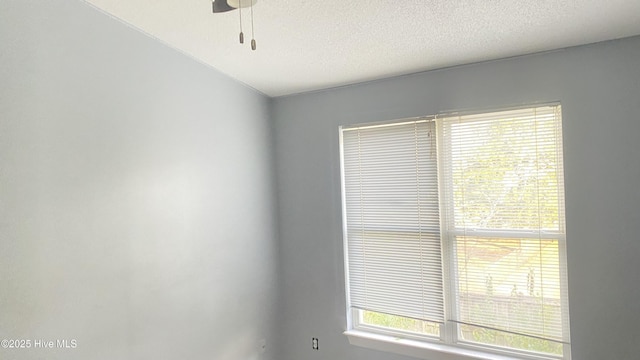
top-left (0, 1), bottom-right (279, 360)
top-left (273, 36), bottom-right (640, 360)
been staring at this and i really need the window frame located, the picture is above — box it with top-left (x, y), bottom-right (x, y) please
top-left (340, 104), bottom-right (571, 360)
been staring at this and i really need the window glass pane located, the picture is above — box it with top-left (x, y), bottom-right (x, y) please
top-left (456, 237), bottom-right (564, 342)
top-left (361, 310), bottom-right (440, 337)
top-left (460, 323), bottom-right (563, 356)
top-left (446, 108), bottom-right (564, 231)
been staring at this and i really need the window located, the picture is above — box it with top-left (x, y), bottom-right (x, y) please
top-left (340, 105), bottom-right (570, 360)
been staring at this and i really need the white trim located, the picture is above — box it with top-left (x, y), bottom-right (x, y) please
top-left (341, 117), bottom-right (435, 132)
top-left (339, 126), bottom-right (353, 330)
top-left (345, 330), bottom-right (518, 360)
top-left (449, 229), bottom-right (565, 240)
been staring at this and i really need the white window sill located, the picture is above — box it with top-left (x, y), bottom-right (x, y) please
top-left (344, 330), bottom-right (521, 360)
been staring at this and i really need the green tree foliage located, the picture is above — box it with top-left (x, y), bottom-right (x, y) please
top-left (450, 115), bottom-right (562, 231)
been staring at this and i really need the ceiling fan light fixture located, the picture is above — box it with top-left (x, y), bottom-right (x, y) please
top-left (212, 0), bottom-right (257, 13)
top-left (212, 0), bottom-right (234, 13)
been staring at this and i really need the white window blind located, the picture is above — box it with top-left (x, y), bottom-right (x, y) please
top-left (341, 105), bottom-right (570, 358)
top-left (439, 106), bottom-right (570, 344)
top-left (342, 120), bottom-right (445, 324)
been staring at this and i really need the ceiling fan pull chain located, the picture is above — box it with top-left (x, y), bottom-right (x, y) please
top-left (239, 0), bottom-right (244, 43)
top-left (250, 0), bottom-right (256, 50)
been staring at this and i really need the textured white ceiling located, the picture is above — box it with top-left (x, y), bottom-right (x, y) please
top-left (83, 0), bottom-right (640, 97)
